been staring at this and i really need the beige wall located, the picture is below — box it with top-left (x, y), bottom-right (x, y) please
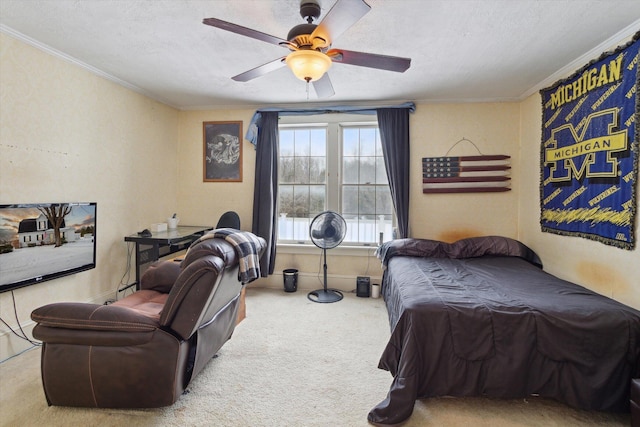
top-left (409, 103), bottom-right (520, 241)
top-left (518, 93), bottom-right (640, 310)
top-left (177, 109), bottom-right (256, 228)
top-left (0, 33), bottom-right (180, 360)
top-left (1, 30), bottom-right (638, 361)
top-left (177, 109), bottom-right (385, 291)
top-left (178, 103), bottom-right (521, 292)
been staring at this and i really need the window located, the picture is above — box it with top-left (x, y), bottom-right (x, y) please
top-left (277, 115), bottom-right (394, 245)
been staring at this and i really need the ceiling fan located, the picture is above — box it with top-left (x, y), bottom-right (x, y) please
top-left (202, 0), bottom-right (411, 98)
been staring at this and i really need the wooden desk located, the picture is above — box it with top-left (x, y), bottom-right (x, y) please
top-left (124, 225), bottom-right (212, 289)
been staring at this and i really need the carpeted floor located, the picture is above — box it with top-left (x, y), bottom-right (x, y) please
top-left (0, 287), bottom-right (630, 426)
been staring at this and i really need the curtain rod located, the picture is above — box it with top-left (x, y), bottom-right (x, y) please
top-left (246, 102), bottom-right (416, 145)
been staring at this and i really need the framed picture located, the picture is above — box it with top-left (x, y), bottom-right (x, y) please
top-left (203, 121), bottom-right (243, 182)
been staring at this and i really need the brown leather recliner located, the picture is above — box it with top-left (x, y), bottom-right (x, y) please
top-left (632, 379), bottom-right (640, 427)
top-left (31, 234), bottom-right (265, 408)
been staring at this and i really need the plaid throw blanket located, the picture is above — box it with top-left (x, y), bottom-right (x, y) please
top-left (196, 228), bottom-right (264, 283)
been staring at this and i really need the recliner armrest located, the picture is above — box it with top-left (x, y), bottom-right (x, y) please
top-left (32, 302), bottom-right (159, 332)
top-left (631, 379), bottom-right (640, 427)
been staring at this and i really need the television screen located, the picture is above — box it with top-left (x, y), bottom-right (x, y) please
top-left (0, 202), bottom-right (97, 293)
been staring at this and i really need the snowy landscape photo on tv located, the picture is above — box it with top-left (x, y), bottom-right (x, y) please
top-left (0, 202), bottom-right (96, 293)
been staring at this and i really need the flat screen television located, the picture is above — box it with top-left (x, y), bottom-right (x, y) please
top-left (0, 202), bottom-right (97, 293)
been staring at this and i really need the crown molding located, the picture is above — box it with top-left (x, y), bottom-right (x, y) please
top-left (520, 20), bottom-right (640, 100)
top-left (0, 24), bottom-right (180, 110)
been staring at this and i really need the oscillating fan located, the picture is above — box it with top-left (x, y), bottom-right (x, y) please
top-left (308, 210), bottom-right (347, 303)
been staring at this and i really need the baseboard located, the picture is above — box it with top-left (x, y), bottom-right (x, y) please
top-left (249, 271), bottom-right (382, 294)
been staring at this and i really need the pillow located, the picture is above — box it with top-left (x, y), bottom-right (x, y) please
top-left (376, 236), bottom-right (542, 268)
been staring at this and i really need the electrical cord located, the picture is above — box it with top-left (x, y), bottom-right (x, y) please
top-left (2, 242), bottom-right (135, 351)
top-left (114, 242), bottom-right (134, 301)
top-left (363, 246), bottom-right (376, 276)
top-left (0, 316), bottom-right (38, 345)
top-left (0, 291), bottom-right (41, 347)
top-left (315, 246), bottom-right (379, 292)
top-left (0, 344), bottom-right (39, 364)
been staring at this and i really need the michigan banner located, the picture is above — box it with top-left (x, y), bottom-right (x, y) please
top-left (540, 32), bottom-right (639, 250)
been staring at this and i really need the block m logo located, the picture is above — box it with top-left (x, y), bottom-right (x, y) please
top-left (544, 108), bottom-right (627, 183)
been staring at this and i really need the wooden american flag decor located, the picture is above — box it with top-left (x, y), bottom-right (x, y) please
top-left (422, 155), bottom-right (511, 193)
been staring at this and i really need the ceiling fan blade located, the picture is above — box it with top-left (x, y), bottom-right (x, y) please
top-left (203, 17), bottom-right (288, 47)
top-left (232, 57), bottom-right (287, 82)
top-left (328, 49), bottom-right (411, 72)
top-left (311, 0), bottom-right (370, 45)
top-left (313, 74), bottom-right (335, 98)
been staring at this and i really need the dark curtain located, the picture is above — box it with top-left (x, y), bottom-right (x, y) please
top-left (251, 111), bottom-right (279, 276)
top-left (377, 108), bottom-right (410, 238)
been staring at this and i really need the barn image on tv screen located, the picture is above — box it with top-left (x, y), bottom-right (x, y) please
top-left (17, 213), bottom-right (76, 248)
top-left (0, 202), bottom-right (97, 292)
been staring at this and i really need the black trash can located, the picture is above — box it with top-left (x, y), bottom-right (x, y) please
top-left (283, 268), bottom-right (298, 292)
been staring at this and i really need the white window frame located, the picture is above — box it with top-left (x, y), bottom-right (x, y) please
top-left (277, 113), bottom-right (395, 247)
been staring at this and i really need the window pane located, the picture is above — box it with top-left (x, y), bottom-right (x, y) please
top-left (292, 217), bottom-right (311, 241)
top-left (294, 130), bottom-right (310, 156)
top-left (359, 157), bottom-right (376, 184)
top-left (279, 121), bottom-right (392, 245)
top-left (280, 130), bottom-right (294, 156)
top-left (361, 214), bottom-right (377, 243)
top-left (309, 185), bottom-right (325, 214)
top-left (310, 129), bottom-right (326, 156)
top-left (293, 186), bottom-right (309, 217)
top-left (278, 126), bottom-right (328, 241)
top-left (279, 157), bottom-right (294, 183)
top-left (358, 186), bottom-right (376, 215)
top-left (375, 130), bottom-right (383, 156)
top-left (341, 125), bottom-right (393, 243)
top-left (309, 157), bottom-right (326, 184)
top-left (342, 157), bottom-right (358, 184)
top-left (343, 128), bottom-right (359, 156)
top-left (279, 185), bottom-right (293, 216)
top-left (342, 185), bottom-right (358, 215)
top-left (294, 157), bottom-right (310, 184)
top-left (375, 157), bottom-right (388, 184)
top-left (278, 212), bottom-right (293, 240)
top-left (360, 128), bottom-right (376, 156)
top-left (376, 186), bottom-right (393, 214)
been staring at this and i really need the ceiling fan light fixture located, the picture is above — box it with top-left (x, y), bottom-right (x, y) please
top-left (285, 49), bottom-right (332, 82)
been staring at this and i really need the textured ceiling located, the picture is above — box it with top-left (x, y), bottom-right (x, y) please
top-left (1, 0), bottom-right (639, 109)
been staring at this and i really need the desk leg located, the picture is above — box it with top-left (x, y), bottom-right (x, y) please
top-left (133, 242), bottom-right (141, 289)
top-left (133, 242), bottom-right (160, 290)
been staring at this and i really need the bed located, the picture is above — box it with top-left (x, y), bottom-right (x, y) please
top-left (367, 236), bottom-right (640, 425)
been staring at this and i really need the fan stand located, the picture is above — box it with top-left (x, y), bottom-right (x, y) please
top-left (307, 247), bottom-right (343, 303)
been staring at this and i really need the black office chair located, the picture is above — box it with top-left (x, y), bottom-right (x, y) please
top-left (216, 211), bottom-right (241, 229)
